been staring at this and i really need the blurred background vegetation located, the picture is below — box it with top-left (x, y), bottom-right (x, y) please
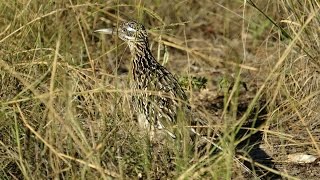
top-left (0, 0), bottom-right (319, 179)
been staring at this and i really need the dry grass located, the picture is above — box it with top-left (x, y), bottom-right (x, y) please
top-left (0, 0), bottom-right (319, 179)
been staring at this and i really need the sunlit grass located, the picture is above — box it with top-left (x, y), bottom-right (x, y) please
top-left (0, 0), bottom-right (319, 179)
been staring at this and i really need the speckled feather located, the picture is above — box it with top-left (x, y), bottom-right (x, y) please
top-left (131, 41), bottom-right (189, 124)
top-left (118, 21), bottom-right (190, 136)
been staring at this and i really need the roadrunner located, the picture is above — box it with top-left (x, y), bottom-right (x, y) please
top-left (96, 21), bottom-right (191, 139)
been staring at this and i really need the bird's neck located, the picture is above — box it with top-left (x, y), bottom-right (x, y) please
top-left (130, 41), bottom-right (158, 80)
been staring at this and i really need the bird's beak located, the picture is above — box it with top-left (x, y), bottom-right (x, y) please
top-left (94, 28), bottom-right (114, 35)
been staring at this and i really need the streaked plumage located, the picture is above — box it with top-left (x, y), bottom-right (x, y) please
top-left (96, 21), bottom-right (190, 138)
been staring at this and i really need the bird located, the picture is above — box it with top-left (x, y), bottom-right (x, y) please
top-left (95, 21), bottom-right (261, 178)
top-left (95, 21), bottom-right (192, 139)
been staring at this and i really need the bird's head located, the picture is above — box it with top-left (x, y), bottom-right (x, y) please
top-left (95, 21), bottom-right (148, 44)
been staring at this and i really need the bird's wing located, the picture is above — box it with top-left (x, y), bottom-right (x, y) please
top-left (146, 65), bottom-right (191, 135)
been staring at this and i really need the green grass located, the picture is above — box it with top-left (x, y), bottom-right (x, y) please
top-left (1, 0), bottom-right (319, 179)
